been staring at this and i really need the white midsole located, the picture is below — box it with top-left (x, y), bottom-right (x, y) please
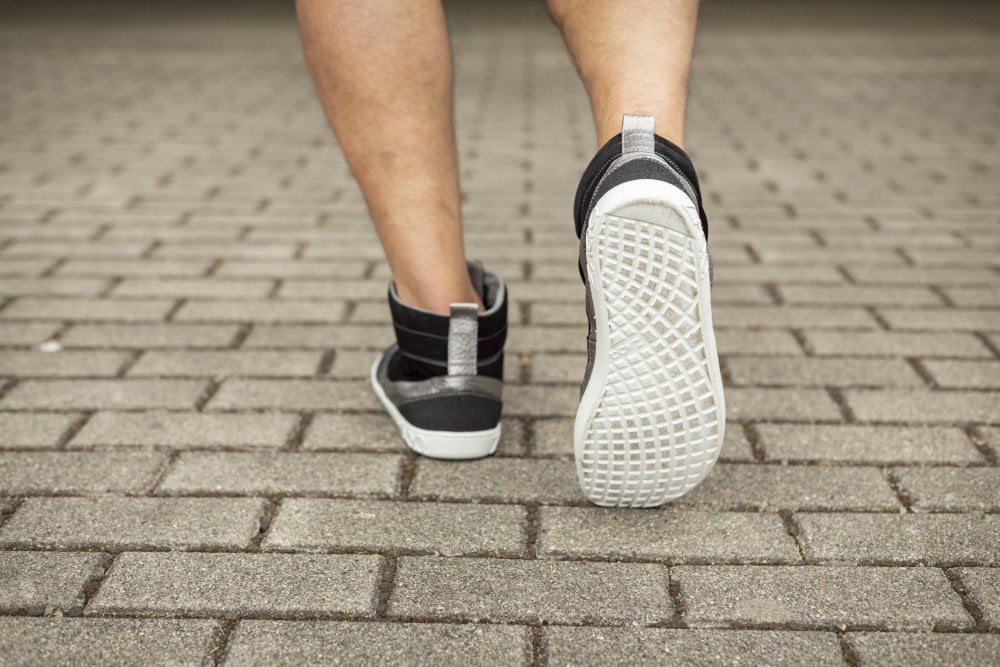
top-left (370, 353), bottom-right (501, 460)
top-left (574, 178), bottom-right (726, 507)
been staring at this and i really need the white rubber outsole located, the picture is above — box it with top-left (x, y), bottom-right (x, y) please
top-left (575, 179), bottom-right (726, 507)
top-left (370, 354), bottom-right (501, 460)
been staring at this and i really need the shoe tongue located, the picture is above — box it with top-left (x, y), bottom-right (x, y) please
top-left (467, 260), bottom-right (487, 303)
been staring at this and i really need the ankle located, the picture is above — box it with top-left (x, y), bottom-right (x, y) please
top-left (393, 279), bottom-right (484, 315)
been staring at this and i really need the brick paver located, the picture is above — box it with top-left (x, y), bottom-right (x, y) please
top-left (1, 0), bottom-right (997, 662)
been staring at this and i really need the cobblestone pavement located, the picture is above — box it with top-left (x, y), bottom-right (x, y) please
top-left (1, 0), bottom-right (999, 664)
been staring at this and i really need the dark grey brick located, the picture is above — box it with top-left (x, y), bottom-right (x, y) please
top-left (797, 513), bottom-right (999, 565)
top-left (0, 551), bottom-right (106, 614)
top-left (846, 631), bottom-right (1000, 667)
top-left (0, 617), bottom-right (219, 667)
top-left (87, 552), bottom-right (382, 617)
top-left (544, 627), bottom-right (843, 667)
top-left (894, 467), bottom-right (999, 512)
top-left (538, 507), bottom-right (799, 562)
top-left (0, 496), bottom-right (265, 550)
top-left (411, 458), bottom-right (580, 504)
top-left (0, 451), bottom-right (165, 494)
top-left (389, 556), bottom-right (670, 624)
top-left (264, 498), bottom-right (525, 556)
top-left (756, 424), bottom-right (983, 464)
top-left (675, 565), bottom-right (971, 630)
top-left (157, 452), bottom-right (401, 496)
top-left (226, 621), bottom-right (531, 666)
top-left (69, 411), bottom-right (297, 449)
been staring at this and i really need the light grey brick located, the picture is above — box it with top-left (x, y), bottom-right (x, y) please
top-left (128, 350), bottom-right (321, 377)
top-left (726, 388), bottom-right (842, 421)
top-left (494, 384), bottom-right (580, 416)
top-left (245, 324), bottom-right (393, 349)
top-left (878, 309), bottom-right (1000, 332)
top-left (804, 331), bottom-right (992, 357)
top-left (0, 297), bottom-right (175, 321)
top-left (302, 413), bottom-right (405, 452)
top-left (226, 621), bottom-right (531, 666)
top-left (0, 322), bottom-right (62, 345)
top-left (756, 424), bottom-right (983, 464)
top-left (676, 463), bottom-right (899, 511)
top-left (4, 241), bottom-right (148, 259)
top-left (538, 507), bottom-right (799, 562)
top-left (216, 260), bottom-right (368, 278)
top-left (389, 556), bottom-right (669, 624)
top-left (1, 379), bottom-right (206, 409)
top-left (923, 360), bottom-right (1000, 389)
top-left (0, 496), bottom-right (264, 549)
top-left (0, 451), bottom-right (165, 493)
top-left (0, 551), bottom-right (106, 614)
top-left (87, 552), bottom-right (381, 617)
top-left (716, 329), bottom-right (803, 355)
top-left (154, 243), bottom-right (297, 259)
top-left (544, 627), bottom-right (843, 667)
top-left (713, 306), bottom-right (876, 329)
top-left (56, 258), bottom-right (213, 277)
top-left (158, 452), bottom-right (401, 496)
top-left (894, 467), bottom-right (1000, 512)
top-left (174, 299), bottom-right (346, 323)
top-left (60, 323), bottom-right (241, 348)
top-left (779, 285), bottom-right (943, 306)
top-left (0, 277), bottom-right (110, 297)
top-left (112, 278), bottom-right (273, 298)
top-left (507, 326), bottom-right (586, 353)
top-left (0, 350), bottom-right (128, 376)
top-left (726, 356), bottom-right (921, 387)
top-left (675, 565), bottom-right (971, 630)
top-left (845, 389), bottom-right (1000, 423)
top-left (70, 411), bottom-right (297, 449)
top-left (264, 498), bottom-right (524, 556)
top-left (0, 412), bottom-right (79, 448)
top-left (411, 458), bottom-right (580, 504)
top-left (531, 418), bottom-right (574, 457)
top-left (797, 513), bottom-right (999, 565)
top-left (956, 568), bottom-right (1000, 630)
top-left (847, 267), bottom-right (997, 286)
top-left (0, 617), bottom-right (219, 667)
top-left (529, 353), bottom-right (584, 384)
top-left (207, 379), bottom-right (377, 410)
top-left (846, 632), bottom-right (1000, 667)
top-left (944, 286), bottom-right (1000, 306)
top-left (280, 280), bottom-right (386, 300)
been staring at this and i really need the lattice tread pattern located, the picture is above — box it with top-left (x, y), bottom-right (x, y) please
top-left (581, 211), bottom-right (722, 507)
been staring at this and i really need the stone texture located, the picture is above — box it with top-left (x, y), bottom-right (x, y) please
top-left (226, 620), bottom-right (532, 666)
top-left (675, 565), bottom-right (972, 630)
top-left (726, 356), bottom-right (921, 387)
top-left (922, 360), bottom-right (1000, 389)
top-left (410, 458), bottom-right (581, 504)
top-left (724, 388), bottom-right (842, 421)
top-left (0, 412), bottom-right (80, 448)
top-left (60, 323), bottom-right (241, 348)
top-left (0, 350), bottom-right (129, 377)
top-left (0, 551), bottom-right (106, 614)
top-left (0, 451), bottom-right (166, 494)
top-left (894, 467), bottom-right (1000, 512)
top-left (0, 617), bottom-right (219, 667)
top-left (756, 424), bottom-right (984, 464)
top-left (207, 379), bottom-right (377, 411)
top-left (69, 411), bottom-right (298, 449)
top-left (87, 552), bottom-right (382, 617)
top-left (804, 331), bottom-right (992, 358)
top-left (128, 350), bottom-right (322, 377)
top-left (0, 496), bottom-right (265, 550)
top-left (389, 556), bottom-right (670, 624)
top-left (955, 568), bottom-right (1000, 630)
top-left (845, 390), bottom-right (1000, 424)
top-left (845, 632), bottom-right (1000, 667)
top-left (1, 379), bottom-right (206, 409)
top-left (264, 498), bottom-right (525, 556)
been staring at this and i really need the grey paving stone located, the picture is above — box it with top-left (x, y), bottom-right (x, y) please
top-left (0, 451), bottom-right (165, 494)
top-left (0, 297), bottom-right (175, 321)
top-left (264, 498), bottom-right (525, 556)
top-left (923, 360), bottom-right (1000, 389)
top-left (715, 329), bottom-right (803, 355)
top-left (207, 379), bottom-right (378, 411)
top-left (55, 258), bottom-right (214, 277)
top-left (225, 620), bottom-right (532, 666)
top-left (0, 350), bottom-right (129, 377)
top-left (0, 617), bottom-right (219, 667)
top-left (1, 379), bottom-right (206, 409)
top-left (675, 565), bottom-right (971, 630)
top-left (845, 632), bottom-right (1000, 667)
top-left (128, 350), bottom-right (322, 376)
top-left (713, 306), bottom-right (876, 329)
top-left (845, 389), bottom-right (1000, 424)
top-left (804, 331), bottom-right (993, 357)
top-left (0, 496), bottom-right (265, 550)
top-left (158, 452), bottom-right (401, 496)
top-left (538, 507), bottom-right (799, 562)
top-left (779, 285), bottom-right (943, 306)
top-left (530, 353), bottom-right (585, 384)
top-left (718, 423), bottom-right (758, 461)
top-left (0, 551), bottom-right (106, 614)
top-left (955, 568), bottom-right (1000, 630)
top-left (174, 299), bottom-right (346, 323)
top-left (504, 384), bottom-right (579, 416)
top-left (726, 356), bottom-right (921, 387)
top-left (0, 412), bottom-right (80, 448)
top-left (0, 321), bottom-right (62, 345)
top-left (87, 552), bottom-right (382, 617)
top-left (506, 326), bottom-right (587, 353)
top-left (944, 286), bottom-right (1000, 306)
top-left (544, 627), bottom-right (843, 667)
top-left (725, 388), bottom-right (842, 421)
top-left (756, 424), bottom-right (983, 464)
top-left (675, 463), bottom-right (899, 511)
top-left (69, 411), bottom-right (297, 449)
top-left (411, 458), bottom-right (580, 504)
top-left (0, 278), bottom-right (109, 297)
top-left (846, 267), bottom-right (997, 286)
top-left (301, 413), bottom-right (404, 452)
top-left (531, 417), bottom-right (574, 457)
top-left (894, 467), bottom-right (1000, 512)
top-left (112, 278), bottom-right (273, 298)
top-left (216, 260), bottom-right (368, 278)
top-left (797, 513), bottom-right (999, 566)
top-left (878, 309), bottom-right (1000, 332)
top-left (245, 324), bottom-right (394, 349)
top-left (389, 556), bottom-right (670, 624)
top-left (60, 323), bottom-right (241, 348)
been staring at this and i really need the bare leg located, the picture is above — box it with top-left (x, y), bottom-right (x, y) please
top-left (296, 0), bottom-right (481, 313)
top-left (547, 0), bottom-right (700, 147)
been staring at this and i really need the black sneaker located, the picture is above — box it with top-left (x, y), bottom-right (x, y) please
top-left (371, 261), bottom-right (507, 459)
top-left (572, 114), bottom-right (725, 507)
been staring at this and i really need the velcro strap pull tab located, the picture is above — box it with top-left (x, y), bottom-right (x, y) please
top-left (622, 114), bottom-right (655, 155)
top-left (447, 303), bottom-right (479, 376)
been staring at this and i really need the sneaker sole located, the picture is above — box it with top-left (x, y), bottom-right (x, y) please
top-left (576, 178), bottom-right (725, 507)
top-left (370, 354), bottom-right (501, 460)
